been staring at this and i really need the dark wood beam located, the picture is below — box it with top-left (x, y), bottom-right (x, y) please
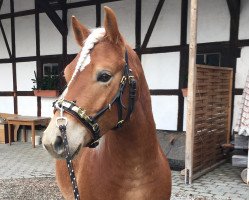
top-left (10, 0), bottom-right (17, 114)
top-left (35, 0), bottom-right (41, 117)
top-left (141, 0), bottom-right (166, 49)
top-left (0, 20), bottom-right (12, 57)
top-left (150, 89), bottom-right (179, 96)
top-left (178, 0), bottom-right (188, 131)
top-left (36, 0), bottom-right (68, 36)
top-left (96, 1), bottom-right (101, 27)
top-left (67, 0), bottom-right (122, 9)
top-left (226, 0), bottom-right (240, 18)
top-left (0, 0), bottom-right (3, 11)
top-left (135, 0), bottom-right (142, 59)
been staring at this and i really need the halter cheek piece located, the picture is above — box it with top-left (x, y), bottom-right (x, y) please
top-left (53, 50), bottom-right (137, 148)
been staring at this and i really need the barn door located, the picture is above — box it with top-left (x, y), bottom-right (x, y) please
top-left (185, 65), bottom-right (233, 183)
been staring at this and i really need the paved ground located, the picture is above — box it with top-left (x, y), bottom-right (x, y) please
top-left (0, 142), bottom-right (248, 200)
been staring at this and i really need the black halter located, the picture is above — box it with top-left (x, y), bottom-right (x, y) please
top-left (53, 50), bottom-right (136, 148)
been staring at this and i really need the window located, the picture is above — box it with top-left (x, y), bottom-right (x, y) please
top-left (43, 63), bottom-right (59, 76)
top-left (196, 53), bottom-right (220, 66)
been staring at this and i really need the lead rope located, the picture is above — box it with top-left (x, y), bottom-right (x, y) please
top-left (57, 107), bottom-right (80, 200)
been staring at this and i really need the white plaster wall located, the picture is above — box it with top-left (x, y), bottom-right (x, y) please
top-left (0, 19), bottom-right (12, 59)
top-left (236, 47), bottom-right (249, 88)
top-left (41, 98), bottom-right (57, 117)
top-left (14, 0), bottom-right (34, 12)
top-left (239, 0), bottom-right (249, 40)
top-left (187, 0), bottom-right (230, 43)
top-left (16, 62), bottom-right (36, 91)
top-left (142, 52), bottom-right (180, 89)
top-left (0, 0), bottom-right (10, 14)
top-left (15, 15), bottom-right (36, 57)
top-left (233, 47), bottom-right (249, 131)
top-left (0, 63), bottom-right (13, 91)
top-left (40, 12), bottom-right (63, 55)
top-left (151, 96), bottom-right (178, 130)
top-left (142, 0), bottom-right (181, 47)
top-left (102, 0), bottom-right (135, 48)
top-left (18, 96), bottom-right (37, 116)
top-left (233, 95), bottom-right (243, 130)
top-left (0, 97), bottom-right (14, 113)
top-left (67, 6), bottom-right (96, 54)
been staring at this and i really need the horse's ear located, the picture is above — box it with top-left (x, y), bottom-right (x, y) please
top-left (72, 16), bottom-right (90, 47)
top-left (104, 6), bottom-right (124, 46)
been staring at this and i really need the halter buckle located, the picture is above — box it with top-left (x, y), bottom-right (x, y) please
top-left (56, 117), bottom-right (68, 127)
top-left (120, 76), bottom-right (127, 84)
top-left (77, 108), bottom-right (86, 119)
top-left (117, 120), bottom-right (124, 127)
top-left (92, 123), bottom-right (99, 132)
top-left (128, 75), bottom-right (135, 84)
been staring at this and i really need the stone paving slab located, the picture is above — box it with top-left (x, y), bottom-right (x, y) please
top-left (0, 142), bottom-right (248, 199)
top-left (0, 142), bottom-right (55, 180)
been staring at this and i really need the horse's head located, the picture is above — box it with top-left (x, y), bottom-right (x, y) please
top-left (43, 7), bottom-right (138, 159)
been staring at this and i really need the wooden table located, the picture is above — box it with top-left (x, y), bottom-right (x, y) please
top-left (7, 116), bottom-right (50, 148)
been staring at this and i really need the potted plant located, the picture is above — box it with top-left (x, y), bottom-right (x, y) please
top-left (31, 71), bottom-right (60, 97)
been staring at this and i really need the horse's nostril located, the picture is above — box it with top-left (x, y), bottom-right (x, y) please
top-left (53, 136), bottom-right (64, 154)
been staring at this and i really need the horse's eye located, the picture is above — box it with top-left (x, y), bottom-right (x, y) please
top-left (97, 71), bottom-right (112, 82)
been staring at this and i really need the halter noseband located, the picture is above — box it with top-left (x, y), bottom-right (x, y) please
top-left (53, 50), bottom-right (137, 148)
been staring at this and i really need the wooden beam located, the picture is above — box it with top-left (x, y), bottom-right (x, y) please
top-left (35, 0), bottom-right (41, 117)
top-left (228, 0), bottom-right (240, 144)
top-left (178, 0), bottom-right (189, 131)
top-left (0, 20), bottom-right (12, 57)
top-left (96, 1), bottom-right (101, 27)
top-left (10, 0), bottom-right (17, 114)
top-left (135, 0), bottom-right (141, 59)
top-left (185, 0), bottom-right (198, 185)
top-left (0, 0), bottom-right (3, 11)
top-left (36, 0), bottom-right (68, 36)
top-left (141, 0), bottom-right (165, 49)
top-left (150, 89), bottom-right (179, 96)
top-left (226, 0), bottom-right (240, 18)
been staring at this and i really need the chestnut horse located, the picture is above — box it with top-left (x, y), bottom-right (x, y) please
top-left (43, 6), bottom-right (171, 200)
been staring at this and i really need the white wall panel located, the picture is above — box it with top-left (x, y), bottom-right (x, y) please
top-left (102, 0), bottom-right (135, 48)
top-left (142, 0), bottom-right (181, 47)
top-left (16, 62), bottom-right (36, 91)
top-left (67, 6), bottom-right (96, 54)
top-left (233, 95), bottom-right (243, 131)
top-left (14, 0), bottom-right (34, 12)
top-left (40, 12), bottom-right (62, 55)
top-left (0, 0), bottom-right (10, 14)
top-left (142, 52), bottom-right (180, 89)
top-left (18, 97), bottom-right (37, 116)
top-left (41, 98), bottom-right (56, 117)
top-left (0, 97), bottom-right (14, 113)
top-left (15, 15), bottom-right (36, 57)
top-left (239, 0), bottom-right (249, 40)
top-left (0, 63), bottom-right (13, 91)
top-left (187, 0), bottom-right (230, 43)
top-left (236, 47), bottom-right (249, 89)
top-left (0, 19), bottom-right (12, 59)
top-left (151, 96), bottom-right (178, 130)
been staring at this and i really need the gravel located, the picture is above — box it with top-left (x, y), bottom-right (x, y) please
top-left (0, 177), bottom-right (218, 200)
top-left (0, 177), bottom-right (64, 200)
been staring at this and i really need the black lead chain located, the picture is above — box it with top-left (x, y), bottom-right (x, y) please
top-left (59, 125), bottom-right (80, 200)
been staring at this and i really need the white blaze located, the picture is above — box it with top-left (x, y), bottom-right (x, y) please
top-left (67, 28), bottom-right (106, 89)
